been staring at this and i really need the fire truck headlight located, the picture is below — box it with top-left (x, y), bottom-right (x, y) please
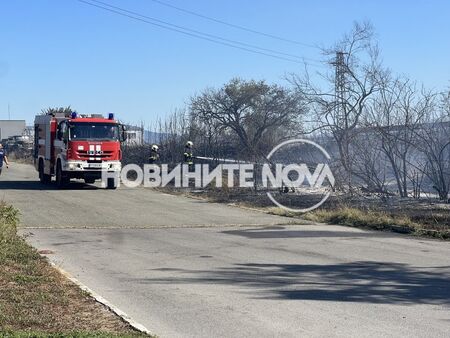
top-left (68, 163), bottom-right (75, 170)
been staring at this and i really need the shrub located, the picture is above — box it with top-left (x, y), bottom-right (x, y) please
top-left (0, 202), bottom-right (19, 242)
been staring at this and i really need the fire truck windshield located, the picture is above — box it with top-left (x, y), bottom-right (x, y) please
top-left (69, 122), bottom-right (119, 141)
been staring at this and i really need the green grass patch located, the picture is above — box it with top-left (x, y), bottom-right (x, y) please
top-left (0, 202), bottom-right (149, 336)
top-left (0, 331), bottom-right (145, 338)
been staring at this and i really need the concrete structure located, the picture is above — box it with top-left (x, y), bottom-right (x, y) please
top-left (0, 120), bottom-right (26, 141)
top-left (124, 125), bottom-right (144, 146)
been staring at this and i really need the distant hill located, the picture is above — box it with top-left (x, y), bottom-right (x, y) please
top-left (144, 130), bottom-right (167, 144)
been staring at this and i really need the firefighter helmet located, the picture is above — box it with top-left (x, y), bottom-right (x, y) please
top-left (151, 144), bottom-right (159, 151)
top-left (186, 141), bottom-right (193, 147)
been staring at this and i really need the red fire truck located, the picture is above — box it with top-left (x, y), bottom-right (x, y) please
top-left (34, 111), bottom-right (126, 189)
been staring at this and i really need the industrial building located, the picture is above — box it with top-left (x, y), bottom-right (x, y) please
top-left (0, 120), bottom-right (26, 141)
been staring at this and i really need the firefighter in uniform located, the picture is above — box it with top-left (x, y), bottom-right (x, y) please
top-left (149, 144), bottom-right (160, 164)
top-left (184, 141), bottom-right (193, 165)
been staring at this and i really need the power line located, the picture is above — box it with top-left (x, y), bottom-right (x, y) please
top-left (77, 0), bottom-right (326, 67)
top-left (84, 0), bottom-right (323, 65)
top-left (148, 0), bottom-right (319, 49)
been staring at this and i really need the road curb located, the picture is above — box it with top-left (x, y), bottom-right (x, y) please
top-left (49, 262), bottom-right (153, 336)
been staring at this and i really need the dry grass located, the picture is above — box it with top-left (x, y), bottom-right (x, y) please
top-left (159, 185), bottom-right (450, 239)
top-left (304, 207), bottom-right (419, 231)
top-left (267, 206), bottom-right (449, 239)
top-left (0, 202), bottom-right (148, 336)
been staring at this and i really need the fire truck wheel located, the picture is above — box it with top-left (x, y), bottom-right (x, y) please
top-left (106, 178), bottom-right (118, 189)
top-left (39, 160), bottom-right (51, 184)
top-left (56, 162), bottom-right (69, 188)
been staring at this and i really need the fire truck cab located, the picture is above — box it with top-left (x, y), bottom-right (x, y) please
top-left (34, 111), bottom-right (125, 189)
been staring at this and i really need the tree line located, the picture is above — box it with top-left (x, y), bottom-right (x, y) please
top-left (128, 22), bottom-right (450, 201)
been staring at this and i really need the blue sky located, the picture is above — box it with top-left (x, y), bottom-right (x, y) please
top-left (0, 0), bottom-right (449, 125)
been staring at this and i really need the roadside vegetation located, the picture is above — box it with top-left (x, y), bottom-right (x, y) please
top-left (158, 186), bottom-right (449, 240)
top-left (0, 202), bottom-right (148, 337)
top-left (0, 333), bottom-right (144, 338)
top-left (125, 22), bottom-right (449, 205)
top-left (122, 21), bottom-right (449, 239)
top-left (268, 202), bottom-right (450, 240)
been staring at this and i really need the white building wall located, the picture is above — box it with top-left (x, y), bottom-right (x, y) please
top-left (0, 120), bottom-right (26, 140)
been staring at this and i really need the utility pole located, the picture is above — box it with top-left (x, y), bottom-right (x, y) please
top-left (333, 51), bottom-right (346, 126)
top-left (332, 51), bottom-right (352, 192)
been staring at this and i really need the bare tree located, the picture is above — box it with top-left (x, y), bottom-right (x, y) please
top-left (366, 77), bottom-right (435, 197)
top-left (351, 131), bottom-right (389, 194)
top-left (442, 89), bottom-right (450, 117)
top-left (414, 111), bottom-right (450, 201)
top-left (41, 106), bottom-right (73, 116)
top-left (157, 109), bottom-right (190, 164)
top-left (288, 21), bottom-right (384, 191)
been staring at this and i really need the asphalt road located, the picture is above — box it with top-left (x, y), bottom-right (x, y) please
top-left (3, 163), bottom-right (450, 337)
top-left (1, 163), bottom-right (289, 228)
